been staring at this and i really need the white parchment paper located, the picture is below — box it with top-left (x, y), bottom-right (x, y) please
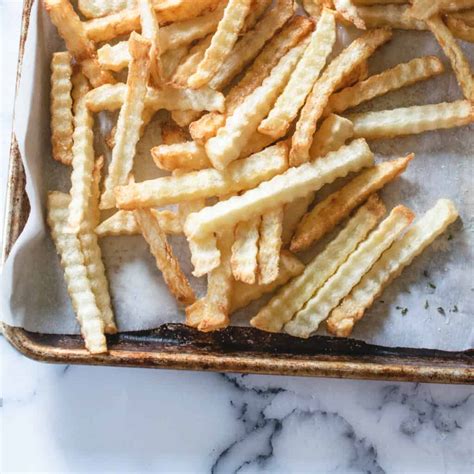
top-left (1, 2), bottom-right (473, 350)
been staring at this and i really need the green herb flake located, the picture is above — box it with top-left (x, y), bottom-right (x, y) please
top-left (428, 282), bottom-right (437, 289)
top-left (452, 305), bottom-right (459, 313)
top-left (401, 308), bottom-right (408, 316)
top-left (437, 307), bottom-right (446, 316)
top-left (423, 270), bottom-right (430, 278)
top-left (447, 234), bottom-right (453, 241)
top-left (424, 300), bottom-right (429, 309)
top-left (396, 306), bottom-right (402, 310)
top-left (379, 300), bottom-right (384, 304)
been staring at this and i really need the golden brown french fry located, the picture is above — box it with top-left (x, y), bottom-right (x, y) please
top-left (139, 0), bottom-right (163, 86)
top-left (258, 9), bottom-right (336, 139)
top-left (324, 56), bottom-right (445, 117)
top-left (231, 217), bottom-right (261, 284)
top-left (349, 101), bottom-right (474, 139)
top-left (101, 33), bottom-right (151, 209)
top-left (44, 0), bottom-right (115, 88)
top-left (410, 0), bottom-right (474, 20)
top-left (448, 9), bottom-right (474, 26)
top-left (185, 229), bottom-right (234, 332)
top-left (135, 208), bottom-right (196, 305)
top-left (47, 191), bottom-right (107, 354)
top-left (258, 207), bottom-right (284, 285)
top-left (427, 15), bottom-right (474, 100)
top-left (250, 195), bottom-right (385, 333)
top-left (291, 154), bottom-right (413, 253)
top-left (50, 52), bottom-right (73, 166)
top-left (334, 0), bottom-right (366, 29)
top-left (301, 0), bottom-right (322, 18)
top-left (171, 110), bottom-right (203, 127)
top-left (358, 5), bottom-right (427, 30)
top-left (205, 41), bottom-right (308, 170)
top-left (289, 29), bottom-right (392, 167)
top-left (96, 209), bottom-right (182, 237)
top-left (285, 205), bottom-right (414, 338)
top-left (336, 60), bottom-right (369, 91)
top-left (242, 0), bottom-right (272, 32)
top-left (189, 112), bottom-right (226, 144)
top-left (327, 199), bottom-right (459, 337)
top-left (151, 141), bottom-right (212, 171)
top-left (353, 0), bottom-right (405, 4)
top-left (185, 139), bottom-right (374, 241)
top-left (116, 142), bottom-right (288, 208)
top-left (281, 194), bottom-right (315, 246)
top-left (78, 0), bottom-right (134, 19)
top-left (161, 122), bottom-right (189, 145)
top-left (188, 0), bottom-right (252, 88)
top-left (309, 114), bottom-right (354, 159)
top-left (446, 16), bottom-right (474, 42)
top-left (230, 250), bottom-right (304, 312)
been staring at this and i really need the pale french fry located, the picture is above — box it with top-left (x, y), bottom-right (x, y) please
top-left (161, 45), bottom-right (189, 80)
top-left (285, 205), bottom-right (414, 338)
top-left (327, 199), bottom-right (459, 337)
top-left (446, 16), bottom-right (474, 43)
top-left (98, 41), bottom-right (129, 72)
top-left (44, 0), bottom-right (115, 88)
top-left (357, 5), bottom-right (427, 30)
top-left (185, 139), bottom-right (374, 240)
top-left (96, 209), bottom-right (182, 237)
top-left (68, 72), bottom-right (94, 232)
top-left (171, 110), bottom-right (203, 127)
top-left (50, 52), bottom-right (73, 166)
top-left (151, 141), bottom-right (212, 171)
top-left (185, 229), bottom-right (234, 332)
top-left (242, 0), bottom-right (272, 32)
top-left (309, 114), bottom-right (354, 159)
top-left (78, 0), bottom-right (135, 19)
top-left (250, 195), bottom-right (385, 332)
top-left (47, 191), bottom-right (107, 354)
top-left (161, 122), bottom-right (189, 145)
top-left (135, 208), bottom-right (196, 305)
top-left (290, 29), bottom-right (392, 167)
top-left (101, 34), bottom-right (152, 209)
top-left (427, 15), bottom-right (474, 100)
top-left (116, 142), bottom-right (288, 208)
top-left (189, 112), bottom-right (226, 144)
top-left (205, 41), bottom-right (308, 170)
top-left (139, 0), bottom-right (163, 86)
top-left (85, 8), bottom-right (141, 42)
top-left (291, 154), bottom-right (413, 253)
top-left (231, 250), bottom-right (304, 312)
top-left (209, 0), bottom-right (296, 90)
top-left (349, 100), bottom-right (474, 140)
top-left (353, 0), bottom-right (405, 4)
top-left (281, 194), bottom-right (315, 246)
top-left (336, 60), bottom-right (369, 91)
top-left (324, 57), bottom-right (445, 117)
top-left (85, 83), bottom-right (225, 114)
top-left (188, 0), bottom-right (252, 88)
top-left (79, 157), bottom-right (117, 335)
top-left (259, 9), bottom-right (336, 139)
top-left (410, 0), bottom-right (474, 20)
top-left (334, 0), bottom-right (366, 29)
top-left (239, 131), bottom-right (278, 159)
top-left (231, 217), bottom-right (261, 284)
top-left (258, 207), bottom-right (284, 285)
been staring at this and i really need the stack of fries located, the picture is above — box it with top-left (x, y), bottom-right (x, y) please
top-left (44, 0), bottom-right (470, 353)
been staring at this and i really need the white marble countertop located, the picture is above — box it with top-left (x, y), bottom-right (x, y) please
top-left (1, 2), bottom-right (473, 472)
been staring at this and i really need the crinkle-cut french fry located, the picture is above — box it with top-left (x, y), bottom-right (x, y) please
top-left (242, 0), bottom-right (272, 32)
top-left (185, 139), bottom-right (374, 240)
top-left (86, 83), bottom-right (225, 114)
top-left (161, 122), bottom-right (189, 145)
top-left (185, 229), bottom-right (234, 332)
top-left (334, 0), bottom-right (366, 29)
top-left (328, 199), bottom-right (459, 337)
top-left (291, 155), bottom-right (413, 253)
top-left (258, 207), bottom-right (284, 285)
top-left (349, 100), bottom-right (474, 140)
top-left (161, 45), bottom-right (189, 80)
top-left (289, 29), bottom-right (391, 167)
top-left (206, 42), bottom-right (307, 170)
top-left (357, 5), bottom-right (427, 30)
top-left (172, 35), bottom-right (213, 87)
top-left (78, 0), bottom-right (135, 19)
top-left (448, 9), bottom-right (474, 26)
top-left (68, 72), bottom-right (94, 232)
top-left (151, 141), bottom-right (211, 171)
top-left (259, 10), bottom-right (336, 140)
top-left (281, 194), bottom-right (315, 246)
top-left (285, 205), bottom-right (414, 338)
top-left (117, 142), bottom-right (288, 208)
top-left (84, 0), bottom-right (222, 42)
top-left (97, 41), bottom-right (130, 72)
top-left (188, 0), bottom-right (252, 88)
top-left (44, 0), bottom-right (115, 88)
top-left (231, 217), bottom-right (261, 284)
top-left (96, 209), bottom-right (182, 237)
top-left (309, 114), bottom-right (354, 159)
top-left (171, 110), bottom-right (203, 127)
top-left (336, 60), bottom-right (369, 91)
top-left (231, 250), bottom-right (304, 312)
top-left (79, 157), bottom-right (117, 335)
top-left (50, 52), bottom-right (73, 166)
top-left (47, 191), bottom-right (107, 354)
top-left (135, 208), bottom-right (196, 305)
top-left (250, 195), bottom-right (385, 332)
top-left (410, 0), bottom-right (474, 20)
top-left (139, 0), bottom-right (163, 86)
top-left (302, 0), bottom-right (322, 18)
top-left (101, 33), bottom-right (151, 209)
top-left (353, 0), bottom-right (405, 4)
top-left (209, 0), bottom-right (296, 90)
top-left (427, 15), bottom-right (474, 100)
top-left (324, 57), bottom-right (444, 117)
top-left (189, 16), bottom-right (313, 144)
top-left (447, 16), bottom-right (474, 42)
top-left (239, 131), bottom-right (278, 159)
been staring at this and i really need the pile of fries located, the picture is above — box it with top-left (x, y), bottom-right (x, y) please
top-left (44, 0), bottom-right (471, 353)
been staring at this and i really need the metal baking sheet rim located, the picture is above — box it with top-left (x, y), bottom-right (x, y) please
top-left (2, 0), bottom-right (473, 384)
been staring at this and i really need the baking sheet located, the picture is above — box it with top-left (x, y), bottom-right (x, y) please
top-left (1, 2), bottom-right (473, 350)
